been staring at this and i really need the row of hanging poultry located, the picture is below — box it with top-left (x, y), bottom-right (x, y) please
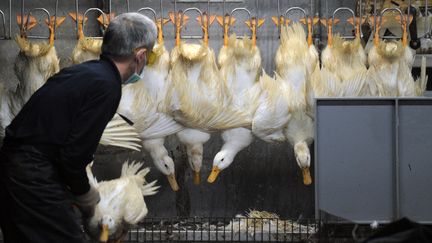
top-left (1, 11), bottom-right (427, 192)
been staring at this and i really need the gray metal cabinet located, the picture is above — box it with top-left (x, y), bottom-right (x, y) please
top-left (315, 98), bottom-right (432, 224)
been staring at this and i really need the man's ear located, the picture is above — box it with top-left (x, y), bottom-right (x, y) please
top-left (136, 48), bottom-right (147, 63)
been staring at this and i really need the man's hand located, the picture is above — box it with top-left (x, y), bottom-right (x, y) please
top-left (74, 186), bottom-right (100, 218)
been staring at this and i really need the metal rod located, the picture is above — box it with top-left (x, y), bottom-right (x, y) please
top-left (126, 0), bottom-right (130, 13)
top-left (277, 0), bottom-right (280, 17)
top-left (53, 0), bottom-right (58, 38)
top-left (174, 0), bottom-right (177, 38)
top-left (310, 0), bottom-right (313, 37)
top-left (374, 0), bottom-right (377, 36)
top-left (255, 0), bottom-right (258, 18)
top-left (207, 0), bottom-right (211, 41)
top-left (359, 0), bottom-right (362, 37)
top-left (277, 0), bottom-right (281, 38)
top-left (160, 0), bottom-right (163, 36)
top-left (427, 0), bottom-right (430, 37)
top-left (82, 8), bottom-right (107, 38)
top-left (223, 0), bottom-right (226, 15)
top-left (21, 0), bottom-right (24, 36)
top-left (0, 10), bottom-right (6, 39)
top-left (8, 0), bottom-right (11, 38)
top-left (75, 0), bottom-right (79, 39)
top-left (326, 0), bottom-right (328, 19)
top-left (109, 0), bottom-right (112, 14)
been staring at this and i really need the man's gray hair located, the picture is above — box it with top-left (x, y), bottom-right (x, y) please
top-left (102, 13), bottom-right (157, 59)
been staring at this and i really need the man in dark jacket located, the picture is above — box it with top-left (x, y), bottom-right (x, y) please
top-left (0, 13), bottom-right (157, 243)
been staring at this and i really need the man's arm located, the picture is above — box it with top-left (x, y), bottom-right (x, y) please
top-left (56, 80), bottom-right (120, 195)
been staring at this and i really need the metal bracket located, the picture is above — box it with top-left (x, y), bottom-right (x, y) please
top-left (20, 0), bottom-right (59, 39)
top-left (82, 8), bottom-right (108, 38)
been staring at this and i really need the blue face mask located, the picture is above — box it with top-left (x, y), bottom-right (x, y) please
top-left (124, 73), bottom-right (141, 84)
top-left (124, 56), bottom-right (146, 84)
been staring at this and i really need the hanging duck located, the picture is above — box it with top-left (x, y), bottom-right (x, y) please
top-left (165, 11), bottom-right (250, 185)
top-left (0, 15), bottom-right (64, 136)
top-left (68, 12), bottom-right (102, 64)
top-left (275, 20), bottom-right (318, 185)
top-left (118, 17), bottom-right (184, 191)
top-left (208, 14), bottom-right (264, 183)
top-left (367, 13), bottom-right (427, 96)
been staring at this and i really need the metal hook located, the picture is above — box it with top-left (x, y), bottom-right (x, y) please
top-left (21, 0), bottom-right (59, 39)
top-left (229, 8), bottom-right (252, 38)
top-left (24, 8), bottom-right (51, 39)
top-left (283, 7), bottom-right (308, 37)
top-left (379, 7), bottom-right (404, 39)
top-left (180, 7), bottom-right (204, 40)
top-left (137, 7), bottom-right (158, 23)
top-left (332, 7), bottom-right (357, 39)
top-left (82, 8), bottom-right (108, 38)
top-left (284, 7), bottom-right (308, 20)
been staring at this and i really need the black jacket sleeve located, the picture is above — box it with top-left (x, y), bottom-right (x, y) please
top-left (57, 80), bottom-right (120, 195)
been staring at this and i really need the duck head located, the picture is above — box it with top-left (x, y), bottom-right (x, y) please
top-left (294, 141), bottom-right (312, 185)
